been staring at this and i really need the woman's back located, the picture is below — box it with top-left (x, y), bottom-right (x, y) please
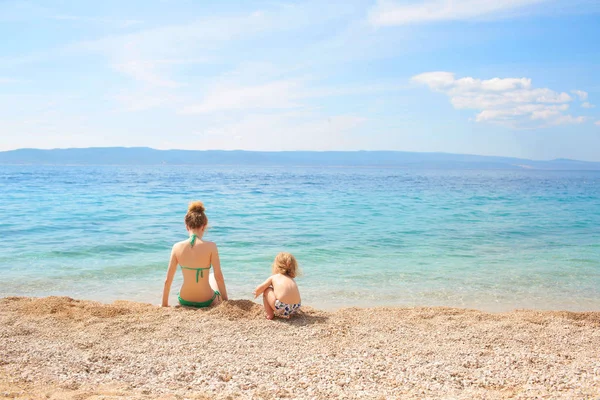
top-left (175, 236), bottom-right (217, 302)
top-left (176, 237), bottom-right (212, 270)
top-left (162, 201), bottom-right (228, 307)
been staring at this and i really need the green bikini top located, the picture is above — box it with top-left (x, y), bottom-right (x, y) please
top-left (180, 234), bottom-right (211, 283)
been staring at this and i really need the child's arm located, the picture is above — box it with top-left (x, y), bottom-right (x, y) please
top-left (161, 246), bottom-right (178, 307)
top-left (211, 243), bottom-right (228, 301)
top-left (253, 275), bottom-right (274, 298)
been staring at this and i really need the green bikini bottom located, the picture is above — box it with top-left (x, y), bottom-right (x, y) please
top-left (178, 291), bottom-right (220, 308)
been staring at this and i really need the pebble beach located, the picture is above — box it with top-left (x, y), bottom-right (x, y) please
top-left (1, 296), bottom-right (599, 399)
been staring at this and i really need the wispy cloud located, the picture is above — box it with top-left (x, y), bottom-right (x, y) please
top-left (69, 11), bottom-right (274, 88)
top-left (50, 14), bottom-right (143, 27)
top-left (194, 113), bottom-right (367, 150)
top-left (571, 90), bottom-right (588, 101)
top-left (0, 1), bottom-right (142, 27)
top-left (111, 59), bottom-right (209, 88)
top-left (0, 77), bottom-right (20, 84)
top-left (71, 3), bottom-right (345, 89)
top-left (179, 77), bottom-right (411, 115)
top-left (113, 90), bottom-right (182, 112)
top-left (412, 71), bottom-right (587, 127)
top-left (180, 80), bottom-right (302, 114)
top-left (571, 90), bottom-right (595, 108)
top-left (369, 0), bottom-right (547, 26)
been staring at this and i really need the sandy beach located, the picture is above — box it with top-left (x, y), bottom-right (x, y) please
top-left (1, 296), bottom-right (599, 399)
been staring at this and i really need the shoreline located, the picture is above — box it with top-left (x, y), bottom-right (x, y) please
top-left (6, 292), bottom-right (600, 314)
top-left (1, 296), bottom-right (599, 399)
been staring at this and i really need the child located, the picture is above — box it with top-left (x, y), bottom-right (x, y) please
top-left (253, 252), bottom-right (301, 319)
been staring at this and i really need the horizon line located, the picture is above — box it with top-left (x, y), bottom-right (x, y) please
top-left (2, 146), bottom-right (598, 163)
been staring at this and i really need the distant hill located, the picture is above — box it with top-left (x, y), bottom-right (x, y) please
top-left (1, 147), bottom-right (599, 170)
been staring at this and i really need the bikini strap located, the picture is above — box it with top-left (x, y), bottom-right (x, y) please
top-left (180, 265), bottom-right (210, 282)
top-left (190, 234), bottom-right (197, 247)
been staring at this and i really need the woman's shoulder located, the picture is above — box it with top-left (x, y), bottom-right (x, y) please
top-left (172, 240), bottom-right (188, 250)
top-left (195, 240), bottom-right (218, 252)
top-left (202, 240), bottom-right (217, 249)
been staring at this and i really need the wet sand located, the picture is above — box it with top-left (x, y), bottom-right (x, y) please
top-left (1, 296), bottom-right (599, 399)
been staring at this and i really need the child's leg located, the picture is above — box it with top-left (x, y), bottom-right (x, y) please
top-left (262, 287), bottom-right (277, 320)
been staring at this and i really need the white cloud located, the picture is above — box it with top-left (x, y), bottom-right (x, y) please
top-left (596, 121), bottom-right (600, 126)
top-left (180, 80), bottom-right (302, 114)
top-left (412, 72), bottom-right (533, 93)
top-left (369, 0), bottom-right (546, 26)
top-left (193, 113), bottom-right (367, 150)
top-left (571, 90), bottom-right (588, 101)
top-left (551, 115), bottom-right (586, 125)
top-left (412, 71), bottom-right (586, 127)
top-left (581, 102), bottom-right (595, 109)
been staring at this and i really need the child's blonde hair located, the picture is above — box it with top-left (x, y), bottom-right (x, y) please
top-left (272, 252), bottom-right (299, 278)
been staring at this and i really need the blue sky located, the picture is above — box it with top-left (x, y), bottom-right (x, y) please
top-left (1, 0), bottom-right (600, 160)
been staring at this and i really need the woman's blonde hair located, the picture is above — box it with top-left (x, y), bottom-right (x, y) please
top-left (272, 252), bottom-right (299, 278)
top-left (185, 201), bottom-right (208, 229)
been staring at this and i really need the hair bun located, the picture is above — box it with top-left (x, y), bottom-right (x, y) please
top-left (188, 201), bottom-right (205, 213)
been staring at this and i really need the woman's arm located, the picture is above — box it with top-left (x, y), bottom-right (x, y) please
top-left (253, 275), bottom-right (274, 298)
top-left (161, 246), bottom-right (178, 307)
top-left (211, 243), bottom-right (228, 301)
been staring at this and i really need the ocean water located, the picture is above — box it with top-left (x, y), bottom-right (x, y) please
top-left (1, 165), bottom-right (599, 312)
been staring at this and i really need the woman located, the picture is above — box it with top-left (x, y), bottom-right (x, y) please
top-left (162, 201), bottom-right (228, 307)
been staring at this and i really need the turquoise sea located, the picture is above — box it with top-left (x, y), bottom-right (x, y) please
top-left (1, 165), bottom-right (599, 311)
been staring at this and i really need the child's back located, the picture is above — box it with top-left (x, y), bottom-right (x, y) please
top-left (271, 273), bottom-right (301, 305)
